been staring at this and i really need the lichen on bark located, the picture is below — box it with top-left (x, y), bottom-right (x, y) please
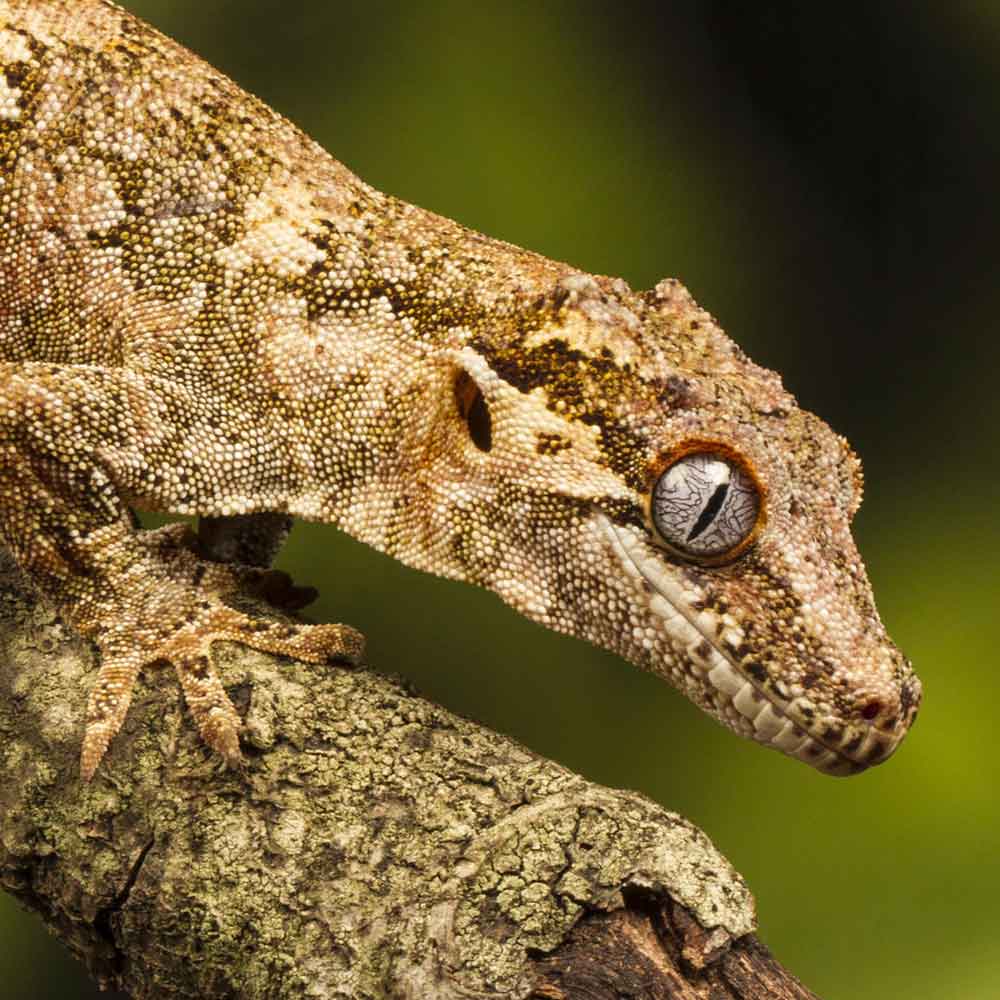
top-left (0, 550), bottom-right (755, 998)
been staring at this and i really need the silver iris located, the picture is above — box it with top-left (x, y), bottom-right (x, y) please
top-left (651, 452), bottom-right (760, 558)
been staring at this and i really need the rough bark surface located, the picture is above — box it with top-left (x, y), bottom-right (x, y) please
top-left (530, 901), bottom-right (818, 999)
top-left (0, 549), bottom-right (814, 999)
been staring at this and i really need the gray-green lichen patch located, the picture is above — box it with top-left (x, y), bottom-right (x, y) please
top-left (446, 783), bottom-right (753, 995)
top-left (0, 553), bottom-right (754, 998)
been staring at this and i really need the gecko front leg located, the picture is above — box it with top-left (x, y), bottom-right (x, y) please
top-left (0, 363), bottom-right (363, 779)
top-left (197, 512), bottom-right (295, 570)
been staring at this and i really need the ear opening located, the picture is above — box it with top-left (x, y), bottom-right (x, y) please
top-left (453, 369), bottom-right (492, 453)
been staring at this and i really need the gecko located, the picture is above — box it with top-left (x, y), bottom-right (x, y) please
top-left (0, 0), bottom-right (920, 781)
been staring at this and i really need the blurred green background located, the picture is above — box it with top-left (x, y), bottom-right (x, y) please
top-left (2, 2), bottom-right (997, 997)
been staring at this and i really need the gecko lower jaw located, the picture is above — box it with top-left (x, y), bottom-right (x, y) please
top-left (599, 515), bottom-right (896, 776)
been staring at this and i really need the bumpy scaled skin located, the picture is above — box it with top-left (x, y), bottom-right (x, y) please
top-left (0, 0), bottom-right (920, 780)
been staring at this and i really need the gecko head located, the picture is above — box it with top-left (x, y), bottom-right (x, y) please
top-left (427, 273), bottom-right (920, 775)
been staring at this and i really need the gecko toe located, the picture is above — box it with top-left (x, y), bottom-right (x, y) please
top-left (80, 651), bottom-right (143, 781)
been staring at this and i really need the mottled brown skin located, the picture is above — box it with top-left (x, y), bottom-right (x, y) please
top-left (0, 0), bottom-right (920, 781)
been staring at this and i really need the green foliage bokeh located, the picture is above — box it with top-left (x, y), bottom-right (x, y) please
top-left (2, 2), bottom-right (996, 998)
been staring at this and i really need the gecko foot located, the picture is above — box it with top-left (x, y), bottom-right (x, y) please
top-left (81, 606), bottom-right (364, 781)
top-left (79, 526), bottom-right (364, 780)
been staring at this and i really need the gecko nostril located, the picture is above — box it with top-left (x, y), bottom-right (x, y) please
top-left (860, 699), bottom-right (882, 721)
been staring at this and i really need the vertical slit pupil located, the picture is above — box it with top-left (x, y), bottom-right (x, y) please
top-left (687, 481), bottom-right (729, 541)
top-left (454, 370), bottom-right (492, 452)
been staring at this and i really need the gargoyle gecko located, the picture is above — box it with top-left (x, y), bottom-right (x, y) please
top-left (0, 0), bottom-right (921, 779)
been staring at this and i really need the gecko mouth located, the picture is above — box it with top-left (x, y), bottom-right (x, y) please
top-left (599, 516), bottom-right (897, 775)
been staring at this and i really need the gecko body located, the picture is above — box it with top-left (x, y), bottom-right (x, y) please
top-left (0, 0), bottom-right (920, 779)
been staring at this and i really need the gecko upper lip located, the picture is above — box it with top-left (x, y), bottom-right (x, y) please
top-left (599, 515), bottom-right (895, 775)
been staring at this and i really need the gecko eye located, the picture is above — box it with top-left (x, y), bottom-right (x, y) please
top-left (454, 370), bottom-right (492, 452)
top-left (650, 451), bottom-right (761, 561)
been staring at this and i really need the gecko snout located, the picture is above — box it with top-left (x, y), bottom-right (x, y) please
top-left (824, 668), bottom-right (922, 773)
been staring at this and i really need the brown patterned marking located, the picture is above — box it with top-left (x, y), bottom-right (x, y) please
top-left (658, 373), bottom-right (697, 410)
top-left (186, 654), bottom-right (210, 680)
top-left (535, 431), bottom-right (571, 456)
top-left (862, 736), bottom-right (891, 765)
top-left (821, 724), bottom-right (844, 745)
top-left (472, 336), bottom-right (636, 412)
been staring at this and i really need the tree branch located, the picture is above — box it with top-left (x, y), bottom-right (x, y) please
top-left (0, 549), bottom-right (816, 999)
